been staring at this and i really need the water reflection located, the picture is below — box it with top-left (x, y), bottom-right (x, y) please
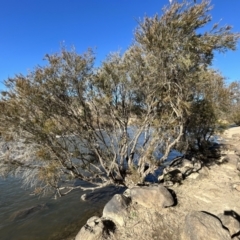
top-left (0, 177), bottom-right (125, 240)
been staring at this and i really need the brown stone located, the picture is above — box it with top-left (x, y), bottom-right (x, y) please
top-left (129, 185), bottom-right (174, 209)
top-left (181, 211), bottom-right (231, 240)
top-left (75, 216), bottom-right (104, 240)
top-left (102, 194), bottom-right (130, 226)
top-left (218, 212), bottom-right (240, 236)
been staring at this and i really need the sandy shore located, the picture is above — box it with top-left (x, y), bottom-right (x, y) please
top-left (222, 125), bottom-right (240, 138)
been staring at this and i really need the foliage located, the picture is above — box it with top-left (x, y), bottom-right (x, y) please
top-left (228, 81), bottom-right (240, 125)
top-left (231, 109), bottom-right (240, 126)
top-left (182, 69), bottom-right (231, 152)
top-left (0, 0), bottom-right (239, 196)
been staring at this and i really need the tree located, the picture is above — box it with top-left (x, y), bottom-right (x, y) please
top-left (182, 69), bottom-right (231, 153)
top-left (228, 81), bottom-right (240, 125)
top-left (0, 0), bottom-right (239, 197)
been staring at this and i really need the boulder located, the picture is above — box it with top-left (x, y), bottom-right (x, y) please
top-left (102, 194), bottom-right (130, 226)
top-left (75, 216), bottom-right (104, 240)
top-left (181, 211), bottom-right (231, 240)
top-left (218, 212), bottom-right (240, 237)
top-left (127, 185), bottom-right (174, 209)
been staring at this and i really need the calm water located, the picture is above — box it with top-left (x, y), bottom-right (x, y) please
top-left (0, 156), bottom-right (181, 240)
top-left (0, 177), bottom-right (125, 240)
top-left (0, 130), bottom-right (183, 240)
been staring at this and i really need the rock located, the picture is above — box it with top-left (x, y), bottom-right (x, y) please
top-left (10, 203), bottom-right (48, 221)
top-left (181, 211), bottom-right (231, 240)
top-left (75, 216), bottom-right (104, 240)
top-left (220, 143), bottom-right (234, 151)
top-left (221, 147), bottom-right (235, 155)
top-left (218, 212), bottom-right (240, 237)
top-left (208, 143), bottom-right (223, 158)
top-left (168, 157), bottom-right (202, 176)
top-left (128, 185), bottom-right (174, 209)
top-left (236, 158), bottom-right (240, 171)
top-left (197, 166), bottom-right (209, 179)
top-left (0, 141), bottom-right (9, 153)
top-left (102, 194), bottom-right (130, 226)
top-left (233, 183), bottom-right (240, 192)
top-left (158, 174), bottom-right (164, 182)
top-left (180, 159), bottom-right (195, 176)
top-left (192, 159), bottom-right (202, 172)
top-left (169, 158), bottom-right (194, 176)
top-left (217, 155), bottom-right (229, 164)
top-left (235, 147), bottom-right (240, 157)
top-left (163, 169), bottom-right (183, 183)
top-left (187, 172), bottom-right (199, 179)
top-left (81, 194), bottom-right (87, 201)
top-left (75, 216), bottom-right (116, 240)
top-left (163, 180), bottom-right (174, 187)
top-left (160, 157), bottom-right (202, 184)
top-left (163, 166), bottom-right (171, 175)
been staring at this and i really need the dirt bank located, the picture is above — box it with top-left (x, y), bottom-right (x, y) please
top-left (109, 127), bottom-right (240, 239)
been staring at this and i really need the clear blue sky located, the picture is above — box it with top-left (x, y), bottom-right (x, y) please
top-left (0, 0), bottom-right (239, 90)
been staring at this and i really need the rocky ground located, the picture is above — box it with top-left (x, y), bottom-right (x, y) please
top-left (76, 126), bottom-right (240, 240)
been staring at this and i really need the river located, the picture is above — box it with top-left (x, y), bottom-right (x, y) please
top-left (0, 176), bottom-right (125, 240)
top-left (0, 133), bottom-right (182, 240)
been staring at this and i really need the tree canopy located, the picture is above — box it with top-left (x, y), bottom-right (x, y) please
top-left (0, 0), bottom-right (239, 197)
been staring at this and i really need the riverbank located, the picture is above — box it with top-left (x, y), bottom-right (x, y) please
top-left (76, 126), bottom-right (240, 239)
